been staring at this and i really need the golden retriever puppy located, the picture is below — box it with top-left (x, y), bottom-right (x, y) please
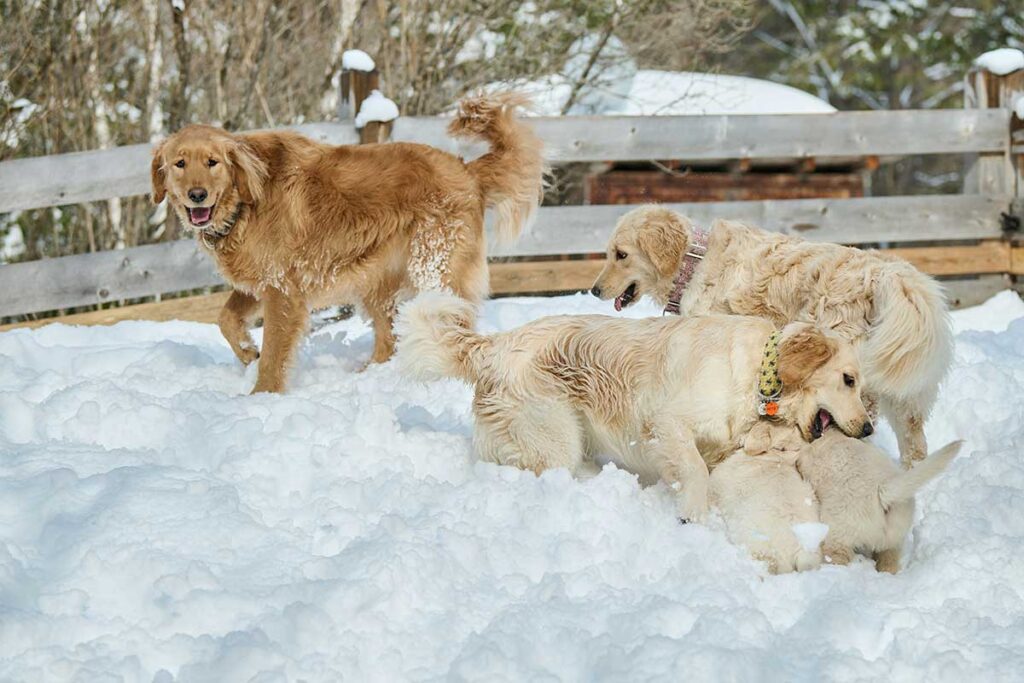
top-left (710, 422), bottom-right (824, 574)
top-left (150, 94), bottom-right (544, 393)
top-left (796, 429), bottom-right (962, 573)
top-left (590, 206), bottom-right (953, 467)
top-left (395, 291), bottom-right (871, 522)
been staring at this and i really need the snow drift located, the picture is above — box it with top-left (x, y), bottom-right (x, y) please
top-left (2, 292), bottom-right (1024, 680)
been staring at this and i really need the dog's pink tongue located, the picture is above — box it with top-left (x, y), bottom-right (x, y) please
top-left (614, 295), bottom-right (624, 312)
top-left (818, 409), bottom-right (832, 430)
top-left (190, 207), bottom-right (212, 224)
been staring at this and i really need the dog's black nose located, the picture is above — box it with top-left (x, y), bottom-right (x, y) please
top-left (860, 422), bottom-right (874, 438)
top-left (188, 188), bottom-right (208, 203)
top-left (590, 285), bottom-right (601, 297)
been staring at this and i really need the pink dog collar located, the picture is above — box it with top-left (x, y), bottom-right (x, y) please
top-left (664, 226), bottom-right (709, 315)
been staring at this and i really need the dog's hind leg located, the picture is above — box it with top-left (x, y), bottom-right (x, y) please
top-left (365, 277), bottom-right (402, 364)
top-left (477, 399), bottom-right (586, 476)
top-left (873, 547), bottom-right (901, 574)
top-left (882, 394), bottom-right (928, 468)
top-left (251, 287), bottom-right (308, 394)
top-left (218, 289), bottom-right (262, 365)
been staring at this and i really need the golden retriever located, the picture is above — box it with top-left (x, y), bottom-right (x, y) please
top-left (710, 422), bottom-right (824, 574)
top-left (395, 291), bottom-right (872, 522)
top-left (591, 206), bottom-right (953, 467)
top-left (150, 94), bottom-right (544, 393)
top-left (797, 430), bottom-right (962, 573)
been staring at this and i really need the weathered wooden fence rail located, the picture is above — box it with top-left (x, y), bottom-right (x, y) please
top-left (0, 63), bottom-right (1021, 329)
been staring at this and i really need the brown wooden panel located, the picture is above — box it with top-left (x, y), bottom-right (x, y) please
top-left (0, 292), bottom-right (230, 332)
top-left (886, 241), bottom-right (1010, 276)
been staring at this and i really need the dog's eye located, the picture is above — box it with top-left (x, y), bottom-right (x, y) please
top-left (207, 158), bottom-right (218, 168)
top-left (174, 160), bottom-right (185, 169)
top-left (615, 250), bottom-right (627, 261)
top-left (843, 373), bottom-right (856, 388)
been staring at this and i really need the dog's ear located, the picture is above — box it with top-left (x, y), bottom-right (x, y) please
top-left (150, 140), bottom-right (167, 205)
top-left (631, 209), bottom-right (689, 277)
top-left (229, 138), bottom-right (268, 205)
top-left (778, 324), bottom-right (836, 388)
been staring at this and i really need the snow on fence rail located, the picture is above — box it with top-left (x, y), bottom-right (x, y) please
top-left (0, 64), bottom-right (1021, 326)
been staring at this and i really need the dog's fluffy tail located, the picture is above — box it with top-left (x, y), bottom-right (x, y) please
top-left (863, 263), bottom-right (954, 401)
top-left (448, 92), bottom-right (545, 245)
top-left (879, 440), bottom-right (963, 508)
top-left (395, 291), bottom-right (490, 384)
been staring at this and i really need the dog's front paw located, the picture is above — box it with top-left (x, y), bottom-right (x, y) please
top-left (677, 488), bottom-right (709, 525)
top-left (236, 343), bottom-right (261, 366)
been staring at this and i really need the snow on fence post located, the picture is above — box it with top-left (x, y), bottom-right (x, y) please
top-left (964, 49), bottom-right (1024, 203)
top-left (336, 50), bottom-right (397, 145)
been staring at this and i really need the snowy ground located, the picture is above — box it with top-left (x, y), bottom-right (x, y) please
top-left (2, 291), bottom-right (1024, 681)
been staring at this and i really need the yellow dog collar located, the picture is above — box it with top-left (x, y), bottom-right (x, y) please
top-left (757, 331), bottom-right (783, 416)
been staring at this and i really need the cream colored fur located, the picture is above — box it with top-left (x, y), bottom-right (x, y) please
top-left (796, 429), bottom-right (963, 573)
top-left (591, 206), bottom-right (954, 467)
top-left (396, 291), bottom-right (871, 522)
top-left (710, 422), bottom-right (822, 574)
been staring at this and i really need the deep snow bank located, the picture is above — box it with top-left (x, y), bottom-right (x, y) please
top-left (1, 292), bottom-right (1024, 681)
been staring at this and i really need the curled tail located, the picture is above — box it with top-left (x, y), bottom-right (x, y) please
top-left (863, 263), bottom-right (954, 401)
top-left (879, 440), bottom-right (963, 508)
top-left (394, 291), bottom-right (490, 384)
top-left (448, 92), bottom-right (545, 245)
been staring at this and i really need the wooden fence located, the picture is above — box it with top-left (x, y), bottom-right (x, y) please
top-left (0, 64), bottom-right (1022, 331)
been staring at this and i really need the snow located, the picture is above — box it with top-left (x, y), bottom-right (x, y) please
top-left (791, 522), bottom-right (829, 553)
top-left (2, 290), bottom-right (1024, 680)
top-left (341, 49), bottom-right (375, 72)
top-left (354, 90), bottom-right (399, 128)
top-left (1014, 94), bottom-right (1024, 121)
top-left (496, 70), bottom-right (836, 117)
top-left (974, 48), bottom-right (1024, 76)
top-left (1, 224), bottom-right (25, 262)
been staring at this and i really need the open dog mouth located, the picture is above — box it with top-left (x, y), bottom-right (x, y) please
top-left (187, 205), bottom-right (215, 227)
top-left (614, 283), bottom-right (638, 311)
top-left (810, 408), bottom-right (833, 440)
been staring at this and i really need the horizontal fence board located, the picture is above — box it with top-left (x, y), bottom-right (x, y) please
top-left (0, 123), bottom-right (359, 214)
top-left (393, 109), bottom-right (1010, 163)
top-left (0, 195), bottom-right (1010, 317)
top-left (0, 240), bottom-right (222, 316)
top-left (1, 265), bottom-right (1010, 333)
top-left (492, 194), bottom-right (1010, 257)
top-left (1, 110), bottom-right (1010, 213)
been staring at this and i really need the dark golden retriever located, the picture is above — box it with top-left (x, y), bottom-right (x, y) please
top-left (151, 94), bottom-right (543, 393)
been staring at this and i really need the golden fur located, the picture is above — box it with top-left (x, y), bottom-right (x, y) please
top-left (396, 291), bottom-right (871, 522)
top-left (591, 206), bottom-right (953, 466)
top-left (710, 422), bottom-right (822, 574)
top-left (796, 430), bottom-right (963, 573)
top-left (151, 93), bottom-right (544, 393)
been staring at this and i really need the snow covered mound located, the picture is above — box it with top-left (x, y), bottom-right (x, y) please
top-left (2, 292), bottom-right (1024, 680)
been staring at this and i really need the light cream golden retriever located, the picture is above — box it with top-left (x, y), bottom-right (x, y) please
top-left (797, 430), bottom-right (962, 573)
top-left (150, 94), bottom-right (543, 393)
top-left (710, 422), bottom-right (823, 574)
top-left (590, 206), bottom-right (953, 467)
top-left (396, 291), bottom-right (871, 522)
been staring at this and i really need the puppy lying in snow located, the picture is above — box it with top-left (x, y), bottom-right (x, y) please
top-left (396, 291), bottom-right (871, 522)
top-left (710, 421), bottom-right (826, 574)
top-left (797, 430), bottom-right (963, 573)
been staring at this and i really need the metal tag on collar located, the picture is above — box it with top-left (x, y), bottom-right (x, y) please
top-left (758, 393), bottom-right (781, 417)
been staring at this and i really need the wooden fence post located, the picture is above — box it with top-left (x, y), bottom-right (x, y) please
top-left (964, 65), bottom-right (1023, 198)
top-left (337, 55), bottom-right (395, 144)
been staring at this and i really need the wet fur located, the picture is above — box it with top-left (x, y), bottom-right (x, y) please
top-left (396, 291), bottom-right (871, 522)
top-left (591, 206), bottom-right (953, 467)
top-left (150, 93), bottom-right (544, 393)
